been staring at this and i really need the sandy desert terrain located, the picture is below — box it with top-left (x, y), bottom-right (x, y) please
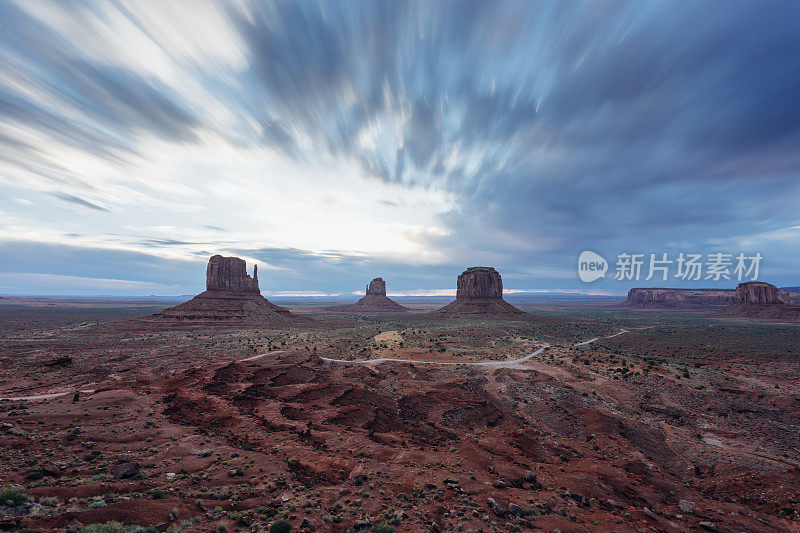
top-left (1, 297), bottom-right (799, 532)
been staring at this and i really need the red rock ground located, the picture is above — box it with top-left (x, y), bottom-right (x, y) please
top-left (1, 298), bottom-right (799, 532)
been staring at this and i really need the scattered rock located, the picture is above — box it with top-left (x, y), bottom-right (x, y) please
top-left (492, 479), bottom-right (507, 489)
top-left (678, 499), bottom-right (696, 514)
top-left (300, 517), bottom-right (315, 530)
top-left (44, 356), bottom-right (72, 367)
top-left (508, 503), bottom-right (525, 517)
top-left (644, 506), bottom-right (657, 519)
top-left (110, 461), bottom-right (140, 479)
top-left (699, 522), bottom-right (718, 531)
top-left (570, 492), bottom-right (590, 507)
top-left (40, 462), bottom-right (61, 477)
top-left (487, 497), bottom-right (506, 517)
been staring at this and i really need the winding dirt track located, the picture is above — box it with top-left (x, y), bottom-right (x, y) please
top-left (321, 328), bottom-right (630, 366)
top-left (0, 330), bottom-right (631, 400)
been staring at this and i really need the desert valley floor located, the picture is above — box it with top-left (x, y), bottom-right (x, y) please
top-left (1, 297), bottom-right (799, 532)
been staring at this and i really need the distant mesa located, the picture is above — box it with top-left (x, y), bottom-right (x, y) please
top-left (328, 277), bottom-right (409, 313)
top-left (780, 286), bottom-right (800, 305)
top-left (434, 267), bottom-right (525, 318)
top-left (140, 255), bottom-right (308, 327)
top-left (736, 281), bottom-right (780, 304)
top-left (716, 281), bottom-right (800, 321)
top-left (620, 288), bottom-right (735, 309)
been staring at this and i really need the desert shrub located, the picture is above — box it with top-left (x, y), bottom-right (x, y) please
top-left (39, 496), bottom-right (59, 506)
top-left (0, 488), bottom-right (29, 506)
top-left (79, 522), bottom-right (126, 533)
top-left (269, 519), bottom-right (292, 533)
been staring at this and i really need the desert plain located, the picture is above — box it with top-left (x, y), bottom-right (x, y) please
top-left (1, 294), bottom-right (798, 533)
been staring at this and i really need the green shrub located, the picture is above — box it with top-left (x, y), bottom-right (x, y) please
top-left (0, 488), bottom-right (29, 506)
top-left (79, 522), bottom-right (127, 533)
top-left (269, 519), bottom-right (292, 533)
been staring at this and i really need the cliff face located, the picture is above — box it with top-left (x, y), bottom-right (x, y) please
top-left (436, 267), bottom-right (524, 317)
top-left (206, 255), bottom-right (259, 293)
top-left (366, 278), bottom-right (387, 296)
top-left (622, 288), bottom-right (735, 308)
top-left (779, 290), bottom-right (800, 305)
top-left (717, 281), bottom-right (800, 322)
top-left (456, 267), bottom-right (503, 299)
top-left (622, 285), bottom-right (798, 309)
top-left (735, 281), bottom-right (780, 304)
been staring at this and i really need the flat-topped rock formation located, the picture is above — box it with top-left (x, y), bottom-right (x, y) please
top-left (621, 285), bottom-right (800, 309)
top-left (620, 288), bottom-right (735, 309)
top-left (206, 255), bottom-right (260, 293)
top-left (327, 277), bottom-right (409, 313)
top-left (434, 267), bottom-right (525, 318)
top-left (779, 287), bottom-right (800, 305)
top-left (716, 281), bottom-right (800, 322)
top-left (140, 255), bottom-right (308, 327)
top-left (736, 281), bottom-right (779, 304)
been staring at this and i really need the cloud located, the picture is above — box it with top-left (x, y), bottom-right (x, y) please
top-left (1, 1), bottom-right (800, 294)
top-left (53, 193), bottom-right (110, 212)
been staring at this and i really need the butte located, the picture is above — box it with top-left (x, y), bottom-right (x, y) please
top-left (434, 266), bottom-right (525, 318)
top-left (328, 277), bottom-right (409, 312)
top-left (716, 281), bottom-right (800, 322)
top-left (140, 255), bottom-right (308, 327)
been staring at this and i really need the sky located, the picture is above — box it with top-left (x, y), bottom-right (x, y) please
top-left (1, 0), bottom-right (799, 297)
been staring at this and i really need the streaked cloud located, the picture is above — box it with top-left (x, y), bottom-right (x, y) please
top-left (1, 1), bottom-right (799, 295)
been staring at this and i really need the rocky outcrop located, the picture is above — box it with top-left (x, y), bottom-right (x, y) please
top-left (779, 288), bottom-right (800, 305)
top-left (206, 255), bottom-right (259, 293)
top-left (366, 277), bottom-right (387, 296)
top-left (328, 277), bottom-right (408, 313)
top-left (435, 267), bottom-right (525, 318)
top-left (457, 267), bottom-right (503, 299)
top-left (717, 281), bottom-right (800, 322)
top-left (621, 288), bottom-right (735, 309)
top-left (736, 281), bottom-right (780, 304)
top-left (139, 255), bottom-right (308, 327)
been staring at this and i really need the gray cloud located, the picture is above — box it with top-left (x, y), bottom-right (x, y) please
top-left (53, 193), bottom-right (110, 212)
top-left (1, 1), bottom-right (800, 294)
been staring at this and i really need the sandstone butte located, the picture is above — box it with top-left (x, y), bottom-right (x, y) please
top-left (434, 266), bottom-right (525, 317)
top-left (620, 288), bottom-right (735, 309)
top-left (716, 281), bottom-right (800, 321)
top-left (621, 284), bottom-right (800, 309)
top-left (327, 277), bottom-right (409, 312)
top-left (140, 255), bottom-right (308, 326)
